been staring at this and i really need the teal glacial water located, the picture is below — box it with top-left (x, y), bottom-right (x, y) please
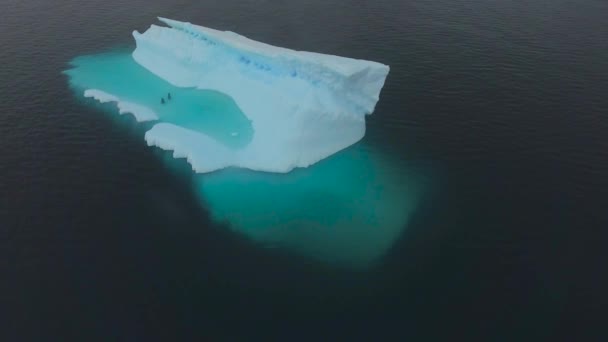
top-left (64, 51), bottom-right (427, 268)
top-left (64, 51), bottom-right (253, 149)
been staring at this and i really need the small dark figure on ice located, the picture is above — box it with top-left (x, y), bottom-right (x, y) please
top-left (168, 92), bottom-right (172, 100)
top-left (161, 98), bottom-right (165, 104)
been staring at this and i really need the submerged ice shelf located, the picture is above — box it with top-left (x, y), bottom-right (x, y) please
top-left (64, 18), bottom-right (422, 268)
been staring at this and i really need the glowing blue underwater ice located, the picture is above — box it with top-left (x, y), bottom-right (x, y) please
top-left (64, 18), bottom-right (425, 268)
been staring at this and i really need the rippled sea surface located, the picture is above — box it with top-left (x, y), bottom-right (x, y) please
top-left (2, 0), bottom-right (607, 340)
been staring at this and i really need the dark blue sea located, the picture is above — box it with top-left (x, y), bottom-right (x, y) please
top-left (2, 0), bottom-right (607, 340)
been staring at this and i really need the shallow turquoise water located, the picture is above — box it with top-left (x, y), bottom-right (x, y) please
top-left (65, 51), bottom-right (253, 149)
top-left (65, 51), bottom-right (427, 268)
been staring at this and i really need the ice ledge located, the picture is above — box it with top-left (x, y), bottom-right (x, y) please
top-left (84, 89), bottom-right (159, 122)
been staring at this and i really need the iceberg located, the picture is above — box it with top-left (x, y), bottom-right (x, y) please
top-left (63, 18), bottom-right (426, 269)
top-left (131, 17), bottom-right (390, 173)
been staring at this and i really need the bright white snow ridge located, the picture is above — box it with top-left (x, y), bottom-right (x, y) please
top-left (112, 18), bottom-right (390, 173)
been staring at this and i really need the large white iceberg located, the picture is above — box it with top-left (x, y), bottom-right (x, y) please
top-left (132, 17), bottom-right (390, 173)
top-left (63, 19), bottom-right (426, 268)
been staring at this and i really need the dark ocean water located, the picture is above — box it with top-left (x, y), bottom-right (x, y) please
top-left (2, 0), bottom-right (608, 340)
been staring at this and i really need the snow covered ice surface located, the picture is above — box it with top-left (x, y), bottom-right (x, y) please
top-left (64, 18), bottom-right (426, 268)
top-left (132, 17), bottom-right (390, 173)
